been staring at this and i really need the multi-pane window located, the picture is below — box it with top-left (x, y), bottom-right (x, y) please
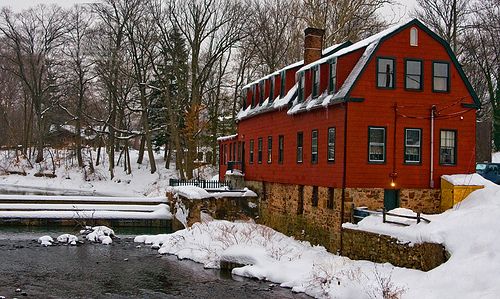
top-left (433, 62), bottom-right (449, 92)
top-left (328, 58), bottom-right (337, 94)
top-left (297, 72), bottom-right (305, 103)
top-left (269, 76), bottom-right (274, 103)
top-left (297, 132), bottom-right (303, 163)
top-left (327, 127), bottom-right (335, 162)
top-left (440, 130), bottom-right (456, 165)
top-left (312, 66), bottom-right (320, 98)
top-left (280, 70), bottom-right (286, 98)
top-left (278, 135), bottom-right (284, 164)
top-left (368, 127), bottom-right (386, 162)
top-left (257, 138), bottom-right (263, 164)
top-left (267, 136), bottom-right (272, 163)
top-left (410, 27), bottom-right (418, 46)
top-left (405, 60), bottom-right (422, 90)
top-left (259, 80), bottom-right (265, 104)
top-left (377, 58), bottom-right (395, 88)
top-left (249, 139), bottom-right (254, 164)
top-left (311, 129), bottom-right (318, 164)
top-left (405, 128), bottom-right (421, 163)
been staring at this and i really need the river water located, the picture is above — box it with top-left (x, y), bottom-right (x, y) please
top-left (0, 230), bottom-right (310, 299)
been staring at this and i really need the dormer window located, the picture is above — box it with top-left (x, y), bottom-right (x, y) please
top-left (298, 72), bottom-right (305, 103)
top-left (410, 27), bottom-right (418, 46)
top-left (259, 80), bottom-right (265, 105)
top-left (269, 76), bottom-right (274, 103)
top-left (312, 65), bottom-right (320, 98)
top-left (279, 70), bottom-right (286, 98)
top-left (242, 88), bottom-right (247, 109)
top-left (328, 58), bottom-right (337, 94)
top-left (251, 84), bottom-right (256, 107)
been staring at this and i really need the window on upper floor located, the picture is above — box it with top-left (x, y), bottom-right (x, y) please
top-left (433, 62), bottom-right (449, 92)
top-left (368, 127), bottom-right (386, 163)
top-left (280, 70), bottom-right (286, 98)
top-left (377, 58), bottom-right (395, 88)
top-left (257, 137), bottom-right (263, 164)
top-left (410, 27), bottom-right (418, 46)
top-left (327, 127), bottom-right (335, 162)
top-left (242, 88), bottom-right (247, 109)
top-left (259, 80), bottom-right (265, 105)
top-left (267, 136), bottom-right (272, 163)
top-left (312, 65), bottom-right (320, 98)
top-left (297, 132), bottom-right (303, 163)
top-left (405, 60), bottom-right (422, 90)
top-left (440, 130), bottom-right (456, 165)
top-left (311, 129), bottom-right (318, 164)
top-left (328, 58), bottom-right (337, 94)
top-left (278, 135), bottom-right (284, 164)
top-left (405, 128), bottom-right (422, 164)
top-left (269, 76), bottom-right (275, 103)
top-left (297, 72), bottom-right (305, 103)
top-left (249, 139), bottom-right (254, 164)
top-left (251, 84), bottom-right (256, 108)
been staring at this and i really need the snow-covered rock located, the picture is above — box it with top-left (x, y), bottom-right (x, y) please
top-left (38, 235), bottom-right (53, 246)
top-left (57, 234), bottom-right (78, 245)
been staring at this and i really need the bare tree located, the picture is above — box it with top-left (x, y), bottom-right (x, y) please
top-left (0, 5), bottom-right (67, 162)
top-left (168, 0), bottom-right (247, 178)
top-left (412, 0), bottom-right (470, 54)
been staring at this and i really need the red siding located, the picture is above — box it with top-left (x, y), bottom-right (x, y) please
top-left (221, 24), bottom-right (477, 190)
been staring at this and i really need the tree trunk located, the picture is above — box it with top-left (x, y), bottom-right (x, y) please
top-left (137, 135), bottom-right (145, 164)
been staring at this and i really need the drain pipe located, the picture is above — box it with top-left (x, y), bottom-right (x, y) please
top-left (430, 105), bottom-right (436, 188)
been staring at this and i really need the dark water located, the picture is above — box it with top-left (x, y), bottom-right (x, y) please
top-left (0, 232), bottom-right (310, 299)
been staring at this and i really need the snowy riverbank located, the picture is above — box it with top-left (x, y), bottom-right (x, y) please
top-left (136, 174), bottom-right (500, 299)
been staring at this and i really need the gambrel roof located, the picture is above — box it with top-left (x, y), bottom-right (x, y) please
top-left (239, 19), bottom-right (480, 120)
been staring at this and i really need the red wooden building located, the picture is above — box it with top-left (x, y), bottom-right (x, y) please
top-left (219, 19), bottom-right (479, 214)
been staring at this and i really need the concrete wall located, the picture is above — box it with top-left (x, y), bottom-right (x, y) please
top-left (342, 228), bottom-right (448, 271)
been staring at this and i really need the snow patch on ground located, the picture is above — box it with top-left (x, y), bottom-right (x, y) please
top-left (136, 174), bottom-right (500, 298)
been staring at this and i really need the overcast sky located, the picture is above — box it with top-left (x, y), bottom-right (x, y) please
top-left (0, 0), bottom-right (417, 23)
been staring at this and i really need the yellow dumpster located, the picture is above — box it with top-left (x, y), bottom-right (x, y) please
top-left (441, 177), bottom-right (484, 211)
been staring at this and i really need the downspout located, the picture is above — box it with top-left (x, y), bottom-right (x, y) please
top-left (430, 105), bottom-right (436, 188)
top-left (340, 101), bottom-right (348, 255)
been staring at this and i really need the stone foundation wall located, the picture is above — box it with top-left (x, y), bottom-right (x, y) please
top-left (248, 180), bottom-right (345, 252)
top-left (342, 228), bottom-right (448, 271)
top-left (248, 181), bottom-right (443, 254)
top-left (167, 192), bottom-right (259, 231)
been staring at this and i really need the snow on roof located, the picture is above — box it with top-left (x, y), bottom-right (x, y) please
top-left (442, 173), bottom-right (492, 186)
top-left (237, 84), bottom-right (297, 121)
top-left (216, 134), bottom-right (238, 142)
top-left (242, 60), bottom-right (304, 90)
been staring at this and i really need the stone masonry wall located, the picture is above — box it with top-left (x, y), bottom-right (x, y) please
top-left (342, 228), bottom-right (448, 271)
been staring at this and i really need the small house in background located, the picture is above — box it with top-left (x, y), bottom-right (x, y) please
top-left (218, 19), bottom-right (479, 252)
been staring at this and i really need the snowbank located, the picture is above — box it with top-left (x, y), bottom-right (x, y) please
top-left (137, 174), bottom-right (500, 298)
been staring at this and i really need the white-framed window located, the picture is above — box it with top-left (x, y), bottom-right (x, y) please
top-left (297, 132), bottom-right (303, 163)
top-left (410, 27), bottom-right (418, 46)
top-left (405, 128), bottom-right (421, 163)
top-left (257, 137), bottom-right (263, 164)
top-left (249, 139), bottom-right (254, 164)
top-left (259, 80), bottom-right (265, 104)
top-left (405, 60), bottom-right (423, 90)
top-left (368, 127), bottom-right (386, 163)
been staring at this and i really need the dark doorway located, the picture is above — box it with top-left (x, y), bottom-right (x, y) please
top-left (384, 189), bottom-right (399, 211)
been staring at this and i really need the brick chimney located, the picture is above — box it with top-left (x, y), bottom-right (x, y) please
top-left (303, 27), bottom-right (325, 65)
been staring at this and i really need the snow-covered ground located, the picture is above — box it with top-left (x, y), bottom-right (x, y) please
top-left (136, 174), bottom-right (500, 299)
top-left (0, 148), bottom-right (179, 197)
